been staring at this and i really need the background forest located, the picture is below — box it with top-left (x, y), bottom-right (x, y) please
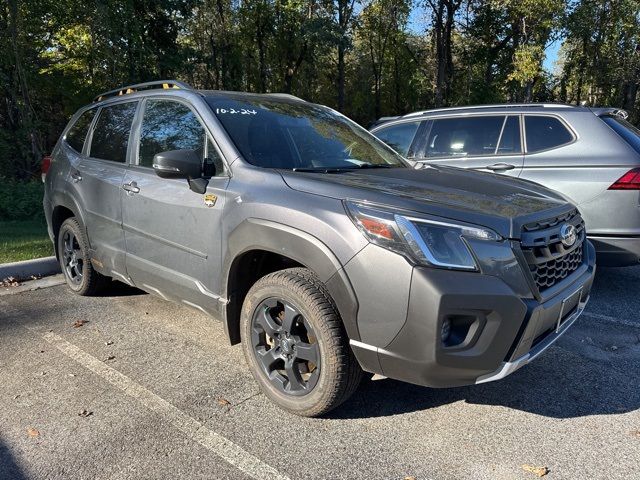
top-left (2, 0), bottom-right (640, 181)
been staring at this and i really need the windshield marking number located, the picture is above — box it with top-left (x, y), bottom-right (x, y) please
top-left (216, 108), bottom-right (257, 115)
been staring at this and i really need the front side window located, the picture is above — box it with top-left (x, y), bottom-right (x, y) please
top-left (138, 100), bottom-right (224, 175)
top-left (601, 115), bottom-right (640, 155)
top-left (205, 96), bottom-right (406, 170)
top-left (374, 121), bottom-right (421, 157)
top-left (89, 102), bottom-right (138, 163)
top-left (65, 109), bottom-right (96, 153)
top-left (423, 116), bottom-right (505, 158)
top-left (525, 116), bottom-right (574, 153)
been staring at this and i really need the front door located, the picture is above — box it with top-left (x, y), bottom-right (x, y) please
top-left (121, 98), bottom-right (229, 314)
top-left (414, 115), bottom-right (524, 177)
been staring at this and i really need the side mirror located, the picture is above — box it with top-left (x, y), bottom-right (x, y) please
top-left (152, 149), bottom-right (202, 180)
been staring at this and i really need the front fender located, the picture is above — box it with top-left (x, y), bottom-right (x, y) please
top-left (222, 218), bottom-right (362, 343)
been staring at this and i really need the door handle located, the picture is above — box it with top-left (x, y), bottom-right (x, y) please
top-left (70, 171), bottom-right (82, 182)
top-left (485, 163), bottom-right (515, 172)
top-left (122, 181), bottom-right (140, 194)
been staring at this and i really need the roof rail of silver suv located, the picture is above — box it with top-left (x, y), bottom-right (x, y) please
top-left (262, 93), bottom-right (306, 102)
top-left (401, 103), bottom-right (577, 118)
top-left (93, 80), bottom-right (193, 103)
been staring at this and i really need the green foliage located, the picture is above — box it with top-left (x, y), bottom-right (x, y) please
top-left (0, 179), bottom-right (45, 221)
top-left (0, 0), bottom-right (638, 186)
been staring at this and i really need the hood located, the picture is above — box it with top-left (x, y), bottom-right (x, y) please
top-left (280, 165), bottom-right (574, 239)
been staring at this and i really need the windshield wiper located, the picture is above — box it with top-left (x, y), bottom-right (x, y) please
top-left (292, 164), bottom-right (394, 173)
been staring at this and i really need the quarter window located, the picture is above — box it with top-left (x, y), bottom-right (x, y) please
top-left (525, 116), bottom-right (574, 153)
top-left (65, 109), bottom-right (96, 153)
top-left (89, 102), bottom-right (138, 163)
top-left (374, 121), bottom-right (421, 157)
top-left (423, 116), bottom-right (505, 158)
top-left (139, 100), bottom-right (224, 175)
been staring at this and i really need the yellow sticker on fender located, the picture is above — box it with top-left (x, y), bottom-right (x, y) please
top-left (204, 194), bottom-right (217, 207)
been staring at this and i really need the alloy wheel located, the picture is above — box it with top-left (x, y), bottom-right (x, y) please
top-left (251, 298), bottom-right (320, 396)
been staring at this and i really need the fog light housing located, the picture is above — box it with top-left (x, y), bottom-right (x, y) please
top-left (441, 318), bottom-right (451, 343)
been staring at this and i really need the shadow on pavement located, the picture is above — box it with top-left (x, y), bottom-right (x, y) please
top-left (95, 279), bottom-right (147, 297)
top-left (0, 437), bottom-right (27, 480)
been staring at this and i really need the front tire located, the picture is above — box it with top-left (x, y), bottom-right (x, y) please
top-left (57, 217), bottom-right (106, 296)
top-left (240, 268), bottom-right (362, 417)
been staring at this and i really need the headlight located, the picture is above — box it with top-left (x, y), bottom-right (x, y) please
top-left (345, 201), bottom-right (501, 271)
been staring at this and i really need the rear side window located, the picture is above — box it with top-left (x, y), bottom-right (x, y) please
top-left (89, 102), bottom-right (138, 163)
top-left (525, 116), bottom-right (574, 153)
top-left (601, 115), bottom-right (640, 155)
top-left (374, 121), bottom-right (421, 157)
top-left (138, 100), bottom-right (209, 168)
top-left (423, 116), bottom-right (505, 158)
top-left (65, 109), bottom-right (96, 153)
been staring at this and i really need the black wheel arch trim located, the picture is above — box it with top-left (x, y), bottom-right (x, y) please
top-left (222, 218), bottom-right (362, 345)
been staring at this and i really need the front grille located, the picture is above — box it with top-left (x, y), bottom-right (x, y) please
top-left (520, 210), bottom-right (586, 292)
top-left (531, 244), bottom-right (583, 290)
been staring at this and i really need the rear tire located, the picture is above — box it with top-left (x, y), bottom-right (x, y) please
top-left (240, 268), bottom-right (362, 417)
top-left (57, 217), bottom-right (106, 296)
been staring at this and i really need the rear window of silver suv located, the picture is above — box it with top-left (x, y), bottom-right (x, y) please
top-left (601, 115), bottom-right (640, 155)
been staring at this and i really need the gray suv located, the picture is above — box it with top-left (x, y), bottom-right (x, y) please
top-left (44, 82), bottom-right (595, 416)
top-left (371, 104), bottom-right (640, 266)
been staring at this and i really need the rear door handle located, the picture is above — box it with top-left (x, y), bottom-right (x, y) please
top-left (122, 181), bottom-right (140, 194)
top-left (485, 163), bottom-right (515, 172)
top-left (70, 171), bottom-right (82, 182)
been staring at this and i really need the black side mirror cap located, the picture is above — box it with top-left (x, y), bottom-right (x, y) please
top-left (152, 150), bottom-right (202, 180)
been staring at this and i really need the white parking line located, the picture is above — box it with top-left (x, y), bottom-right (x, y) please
top-left (36, 330), bottom-right (291, 480)
top-left (0, 296), bottom-right (289, 479)
top-left (583, 311), bottom-right (639, 329)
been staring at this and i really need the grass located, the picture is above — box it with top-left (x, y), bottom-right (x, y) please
top-left (0, 219), bottom-right (54, 264)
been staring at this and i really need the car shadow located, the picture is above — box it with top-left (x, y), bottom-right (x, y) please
top-left (94, 279), bottom-right (147, 297)
top-left (0, 437), bottom-right (28, 480)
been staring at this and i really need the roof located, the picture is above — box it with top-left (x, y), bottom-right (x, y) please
top-left (372, 103), bottom-right (607, 128)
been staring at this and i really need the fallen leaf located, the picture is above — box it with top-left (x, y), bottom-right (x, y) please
top-left (72, 320), bottom-right (88, 328)
top-left (27, 428), bottom-right (40, 437)
top-left (1, 277), bottom-right (21, 288)
top-left (404, 477), bottom-right (417, 480)
top-left (522, 464), bottom-right (549, 477)
top-left (216, 398), bottom-right (231, 407)
top-left (78, 410), bottom-right (93, 417)
top-left (630, 430), bottom-right (640, 438)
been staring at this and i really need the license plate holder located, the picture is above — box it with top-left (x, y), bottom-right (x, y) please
top-left (556, 287), bottom-right (583, 332)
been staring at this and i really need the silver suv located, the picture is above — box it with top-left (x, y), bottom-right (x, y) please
top-left (371, 104), bottom-right (640, 266)
top-left (44, 82), bottom-right (595, 416)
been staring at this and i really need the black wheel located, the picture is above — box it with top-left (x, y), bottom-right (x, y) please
top-left (57, 217), bottom-right (105, 296)
top-left (241, 268), bottom-right (362, 417)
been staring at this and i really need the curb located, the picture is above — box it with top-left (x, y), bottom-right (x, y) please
top-left (0, 256), bottom-right (61, 280)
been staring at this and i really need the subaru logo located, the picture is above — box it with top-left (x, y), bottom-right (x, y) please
top-left (560, 224), bottom-right (577, 247)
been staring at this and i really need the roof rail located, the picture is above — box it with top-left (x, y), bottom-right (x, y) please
top-left (93, 80), bottom-right (193, 103)
top-left (401, 103), bottom-right (576, 118)
top-left (263, 93), bottom-right (306, 102)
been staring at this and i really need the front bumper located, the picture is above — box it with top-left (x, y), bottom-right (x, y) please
top-left (349, 240), bottom-right (596, 388)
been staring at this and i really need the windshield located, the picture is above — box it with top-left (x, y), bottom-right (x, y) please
top-left (205, 95), bottom-right (406, 170)
top-left (601, 115), bottom-right (640, 155)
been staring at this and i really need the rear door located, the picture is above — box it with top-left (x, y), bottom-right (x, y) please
top-left (121, 97), bottom-right (229, 313)
top-left (74, 100), bottom-right (138, 278)
top-left (412, 114), bottom-right (524, 177)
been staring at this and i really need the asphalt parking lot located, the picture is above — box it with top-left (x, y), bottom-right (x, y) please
top-left (1, 266), bottom-right (639, 480)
